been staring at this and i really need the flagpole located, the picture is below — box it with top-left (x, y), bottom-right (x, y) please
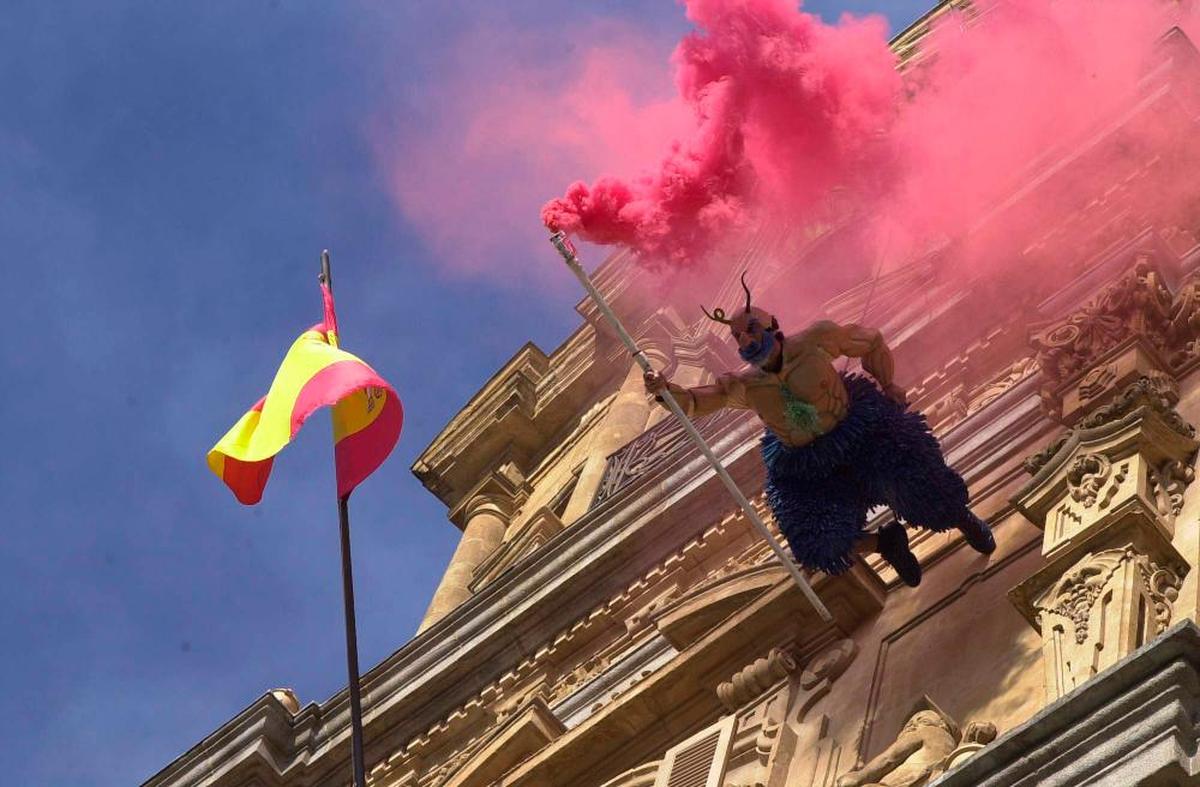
top-left (549, 232), bottom-right (833, 623)
top-left (320, 250), bottom-right (369, 787)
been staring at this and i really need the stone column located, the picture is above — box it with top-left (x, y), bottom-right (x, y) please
top-left (418, 493), bottom-right (511, 632)
top-left (561, 358), bottom-right (657, 522)
top-left (1010, 370), bottom-right (1195, 702)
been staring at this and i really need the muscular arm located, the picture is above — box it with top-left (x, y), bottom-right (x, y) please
top-left (810, 321), bottom-right (902, 400)
top-left (647, 372), bottom-right (749, 417)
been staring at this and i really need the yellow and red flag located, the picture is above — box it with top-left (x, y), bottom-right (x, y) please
top-left (207, 283), bottom-right (402, 504)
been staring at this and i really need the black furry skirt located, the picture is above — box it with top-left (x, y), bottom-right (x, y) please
top-left (761, 375), bottom-right (969, 575)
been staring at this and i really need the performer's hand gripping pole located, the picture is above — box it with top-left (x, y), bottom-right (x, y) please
top-left (549, 232), bottom-right (833, 623)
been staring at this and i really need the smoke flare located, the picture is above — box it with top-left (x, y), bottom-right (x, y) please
top-left (541, 0), bottom-right (900, 268)
top-left (540, 0), bottom-right (1187, 278)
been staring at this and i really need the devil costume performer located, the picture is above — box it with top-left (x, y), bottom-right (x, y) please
top-left (650, 275), bottom-right (994, 586)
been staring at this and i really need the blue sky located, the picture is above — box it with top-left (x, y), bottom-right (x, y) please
top-left (0, 2), bottom-right (928, 784)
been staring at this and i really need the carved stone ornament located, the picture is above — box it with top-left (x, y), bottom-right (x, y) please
top-left (1012, 357), bottom-right (1195, 704)
top-left (591, 409), bottom-right (734, 508)
top-left (1046, 549), bottom-right (1127, 645)
top-left (1150, 458), bottom-right (1195, 517)
top-left (1023, 373), bottom-right (1192, 477)
top-left (1077, 363), bottom-right (1117, 400)
top-left (834, 698), bottom-right (997, 787)
top-left (1075, 371), bottom-right (1189, 435)
top-left (724, 638), bottom-right (857, 787)
top-left (1016, 372), bottom-right (1198, 562)
top-left (1030, 260), bottom-right (1173, 387)
top-left (1029, 546), bottom-right (1183, 700)
top-left (1167, 272), bottom-right (1200, 366)
top-left (717, 647), bottom-right (798, 711)
top-left (1065, 453), bottom-right (1113, 508)
top-left (968, 356), bottom-right (1039, 414)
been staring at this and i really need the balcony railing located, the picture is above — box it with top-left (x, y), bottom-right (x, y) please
top-left (590, 409), bottom-right (747, 509)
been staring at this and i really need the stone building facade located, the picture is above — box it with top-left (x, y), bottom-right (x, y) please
top-left (147, 10), bottom-right (1200, 787)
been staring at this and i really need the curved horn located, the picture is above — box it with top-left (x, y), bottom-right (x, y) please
top-left (701, 305), bottom-right (732, 325)
top-left (741, 271), bottom-right (752, 312)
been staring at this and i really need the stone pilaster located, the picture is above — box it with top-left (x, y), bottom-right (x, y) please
top-left (1010, 373), bottom-right (1196, 702)
top-left (561, 358), bottom-right (659, 522)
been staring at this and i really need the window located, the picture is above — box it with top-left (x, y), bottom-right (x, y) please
top-left (654, 716), bottom-right (736, 787)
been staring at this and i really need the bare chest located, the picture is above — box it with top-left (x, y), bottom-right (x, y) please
top-left (742, 351), bottom-right (849, 444)
top-left (747, 352), bottom-right (845, 406)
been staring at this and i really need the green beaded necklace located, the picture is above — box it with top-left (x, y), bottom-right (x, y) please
top-left (780, 385), bottom-right (821, 433)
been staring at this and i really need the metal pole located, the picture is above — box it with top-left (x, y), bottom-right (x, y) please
top-left (549, 232), bottom-right (833, 623)
top-left (320, 251), bottom-right (369, 787)
top-left (338, 496), bottom-right (368, 787)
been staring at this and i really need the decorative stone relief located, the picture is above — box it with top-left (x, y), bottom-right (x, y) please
top-left (751, 639), bottom-right (858, 787)
top-left (1026, 250), bottom-right (1200, 423)
top-left (1012, 367), bottom-right (1195, 703)
top-left (967, 356), bottom-right (1039, 414)
top-left (1065, 453), bottom-right (1115, 508)
top-left (1149, 458), bottom-right (1195, 518)
top-left (1167, 272), bottom-right (1200, 365)
top-left (1017, 251), bottom-right (1200, 424)
top-left (1030, 259), bottom-right (1173, 387)
top-left (1027, 547), bottom-right (1182, 700)
top-left (833, 698), bottom-right (996, 787)
top-left (1025, 370), bottom-right (1186, 476)
top-left (590, 408), bottom-right (735, 508)
top-left (1075, 371), bottom-right (1186, 433)
top-left (719, 640), bottom-right (858, 787)
top-left (1077, 363), bottom-right (1118, 401)
top-left (1017, 375), bottom-right (1197, 554)
top-left (717, 647), bottom-right (799, 712)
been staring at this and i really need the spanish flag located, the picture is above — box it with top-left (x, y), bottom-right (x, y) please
top-left (207, 282), bottom-right (402, 504)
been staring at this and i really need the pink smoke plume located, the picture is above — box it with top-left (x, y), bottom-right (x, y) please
top-left (886, 0), bottom-right (1175, 268)
top-left (541, 0), bottom-right (900, 268)
top-left (375, 18), bottom-right (689, 285)
top-left (540, 0), bottom-right (1192, 278)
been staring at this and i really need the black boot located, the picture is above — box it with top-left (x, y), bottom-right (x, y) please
top-left (958, 512), bottom-right (996, 555)
top-left (877, 521), bottom-right (921, 587)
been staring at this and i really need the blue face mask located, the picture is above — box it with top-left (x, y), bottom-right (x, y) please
top-left (739, 326), bottom-right (776, 366)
